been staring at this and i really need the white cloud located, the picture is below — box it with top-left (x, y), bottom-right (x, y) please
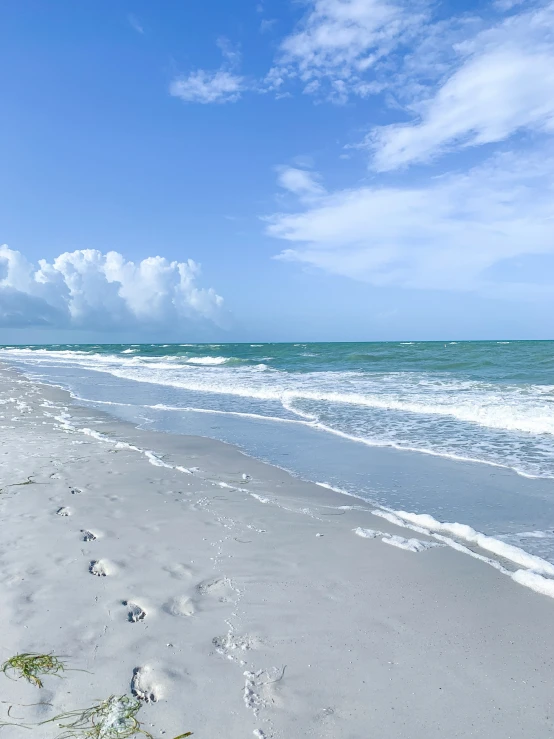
top-left (170, 70), bottom-right (244, 104)
top-left (265, 150), bottom-right (554, 295)
top-left (170, 37), bottom-right (245, 104)
top-left (277, 166), bottom-right (325, 198)
top-left (216, 36), bottom-right (242, 67)
top-left (371, 3), bottom-right (554, 169)
top-left (268, 0), bottom-right (424, 101)
top-left (260, 18), bottom-right (278, 34)
top-left (0, 247), bottom-right (224, 329)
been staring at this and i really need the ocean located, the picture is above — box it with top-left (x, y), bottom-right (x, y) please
top-left (2, 341), bottom-right (554, 562)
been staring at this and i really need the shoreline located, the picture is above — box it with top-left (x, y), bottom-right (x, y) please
top-left (1, 365), bottom-right (554, 736)
top-left (5, 361), bottom-right (554, 598)
top-left (2, 341), bottom-right (553, 482)
top-left (69, 386), bottom-right (549, 482)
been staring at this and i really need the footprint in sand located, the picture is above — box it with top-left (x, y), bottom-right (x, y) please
top-left (123, 601), bottom-right (147, 622)
top-left (89, 559), bottom-right (115, 577)
top-left (164, 595), bottom-right (196, 617)
top-left (131, 666), bottom-right (162, 703)
top-left (197, 577), bottom-right (236, 603)
top-left (81, 529), bottom-right (99, 542)
top-left (164, 563), bottom-right (193, 580)
top-left (212, 632), bottom-right (261, 659)
top-left (70, 487), bottom-right (83, 495)
top-left (57, 507), bottom-right (71, 517)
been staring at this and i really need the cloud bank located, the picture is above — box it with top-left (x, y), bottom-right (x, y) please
top-left (266, 149), bottom-right (554, 296)
top-left (370, 2), bottom-right (554, 170)
top-left (170, 0), bottom-right (554, 307)
top-left (260, 0), bottom-right (554, 302)
top-left (0, 247), bottom-right (224, 330)
top-left (267, 0), bottom-right (423, 102)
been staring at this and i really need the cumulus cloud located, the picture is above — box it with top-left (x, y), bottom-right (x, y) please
top-left (370, 2), bottom-right (554, 169)
top-left (265, 149), bottom-right (554, 295)
top-left (0, 247), bottom-right (224, 330)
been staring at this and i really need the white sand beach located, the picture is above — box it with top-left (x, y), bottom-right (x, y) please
top-left (1, 364), bottom-right (554, 738)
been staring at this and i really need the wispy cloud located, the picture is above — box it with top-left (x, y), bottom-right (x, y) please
top-left (0, 247), bottom-right (224, 328)
top-left (216, 36), bottom-right (242, 67)
top-left (170, 37), bottom-right (245, 104)
top-left (266, 148), bottom-right (554, 296)
top-left (266, 0), bottom-right (426, 102)
top-left (170, 70), bottom-right (244, 104)
top-left (128, 13), bottom-right (144, 35)
top-left (370, 3), bottom-right (554, 170)
top-left (260, 18), bottom-right (278, 34)
top-left (276, 166), bottom-right (326, 199)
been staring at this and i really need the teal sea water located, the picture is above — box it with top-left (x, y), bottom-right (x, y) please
top-left (1, 340), bottom-right (553, 476)
top-left (2, 341), bottom-right (554, 562)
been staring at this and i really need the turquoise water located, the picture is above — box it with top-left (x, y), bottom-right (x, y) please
top-left (1, 340), bottom-right (553, 478)
top-left (2, 340), bottom-right (554, 563)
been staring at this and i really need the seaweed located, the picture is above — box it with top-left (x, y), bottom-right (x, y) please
top-left (1, 653), bottom-right (66, 689)
top-left (39, 695), bottom-right (192, 739)
top-left (41, 695), bottom-right (153, 738)
top-left (0, 659), bottom-right (192, 737)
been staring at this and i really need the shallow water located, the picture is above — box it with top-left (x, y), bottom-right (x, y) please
top-left (2, 341), bottom-right (554, 562)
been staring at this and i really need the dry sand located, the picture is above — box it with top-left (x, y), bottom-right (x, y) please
top-left (1, 365), bottom-right (553, 738)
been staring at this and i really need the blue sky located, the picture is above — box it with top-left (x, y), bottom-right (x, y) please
top-left (1, 0), bottom-right (553, 342)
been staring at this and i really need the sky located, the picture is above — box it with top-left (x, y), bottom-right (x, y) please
top-left (1, 0), bottom-right (554, 342)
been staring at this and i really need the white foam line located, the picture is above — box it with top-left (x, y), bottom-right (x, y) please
top-left (66, 395), bottom-right (314, 428)
top-left (354, 527), bottom-right (382, 539)
top-left (512, 570), bottom-right (554, 598)
top-left (250, 493), bottom-right (272, 504)
top-left (382, 535), bottom-right (442, 553)
top-left (246, 490), bottom-right (318, 518)
top-left (370, 508), bottom-right (554, 599)
top-left (315, 481), bottom-right (368, 500)
top-left (81, 429), bottom-right (194, 473)
top-left (373, 509), bottom-right (554, 577)
top-left (318, 485), bottom-right (554, 588)
top-left (310, 419), bottom-right (543, 479)
top-left (47, 409), bottom-right (194, 475)
top-left (149, 403), bottom-right (312, 426)
top-left (74, 392), bottom-right (546, 480)
top-left (71, 396), bottom-right (137, 409)
top-left (509, 530), bottom-right (554, 539)
top-left (354, 527), bottom-right (443, 552)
